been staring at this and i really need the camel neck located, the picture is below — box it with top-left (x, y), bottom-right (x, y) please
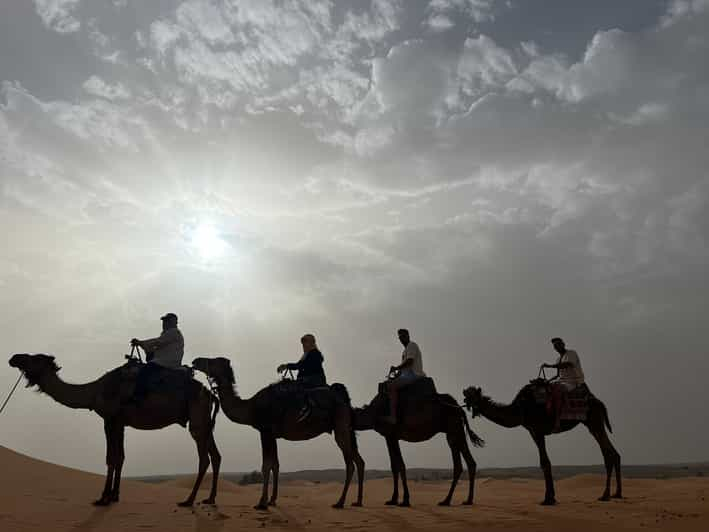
top-left (38, 371), bottom-right (102, 410)
top-left (215, 381), bottom-right (253, 426)
top-left (478, 397), bottom-right (524, 428)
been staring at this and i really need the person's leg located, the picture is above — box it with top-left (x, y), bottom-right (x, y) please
top-left (551, 383), bottom-right (567, 432)
top-left (384, 379), bottom-right (404, 424)
top-left (133, 363), bottom-right (158, 404)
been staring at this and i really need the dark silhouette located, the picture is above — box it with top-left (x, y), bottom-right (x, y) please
top-left (8, 353), bottom-right (221, 507)
top-left (463, 382), bottom-right (622, 505)
top-left (131, 313), bottom-right (185, 404)
top-left (354, 382), bottom-right (483, 507)
top-left (192, 356), bottom-right (364, 510)
top-left (277, 333), bottom-right (326, 422)
top-left (382, 329), bottom-right (425, 424)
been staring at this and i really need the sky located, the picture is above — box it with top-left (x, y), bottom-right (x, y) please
top-left (1, 0), bottom-right (708, 477)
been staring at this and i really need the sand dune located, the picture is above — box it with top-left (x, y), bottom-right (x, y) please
top-left (1, 445), bottom-right (708, 531)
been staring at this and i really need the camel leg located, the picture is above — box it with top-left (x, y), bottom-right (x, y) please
top-left (530, 430), bottom-right (556, 505)
top-left (391, 439), bottom-right (410, 507)
top-left (352, 448), bottom-right (365, 507)
top-left (255, 431), bottom-right (276, 510)
top-left (110, 425), bottom-right (125, 503)
top-left (586, 420), bottom-right (622, 501)
top-left (202, 433), bottom-right (221, 505)
top-left (94, 419), bottom-right (116, 506)
top-left (332, 419), bottom-right (356, 509)
top-left (460, 436), bottom-right (477, 505)
top-left (384, 436), bottom-right (400, 505)
top-left (178, 428), bottom-right (210, 507)
top-left (439, 431), bottom-right (463, 506)
top-left (268, 438), bottom-right (279, 506)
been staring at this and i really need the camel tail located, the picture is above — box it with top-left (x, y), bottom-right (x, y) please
top-left (461, 407), bottom-right (485, 448)
top-left (600, 399), bottom-right (612, 433)
top-left (439, 393), bottom-right (485, 448)
top-left (210, 395), bottom-right (220, 430)
top-left (331, 383), bottom-right (358, 451)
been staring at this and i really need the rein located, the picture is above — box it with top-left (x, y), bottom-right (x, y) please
top-left (203, 358), bottom-right (219, 397)
top-left (0, 374), bottom-right (23, 416)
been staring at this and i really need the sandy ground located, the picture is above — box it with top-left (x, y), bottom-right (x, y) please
top-left (1, 445), bottom-right (708, 532)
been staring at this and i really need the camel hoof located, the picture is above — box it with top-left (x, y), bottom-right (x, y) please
top-left (254, 504), bottom-right (269, 511)
top-left (351, 502), bottom-right (363, 507)
top-left (438, 500), bottom-right (451, 507)
top-left (598, 495), bottom-right (611, 502)
top-left (540, 499), bottom-right (557, 506)
top-left (398, 501), bottom-right (411, 508)
top-left (267, 500), bottom-right (277, 507)
top-left (612, 493), bottom-right (623, 500)
top-left (332, 502), bottom-right (345, 509)
top-left (177, 500), bottom-right (194, 508)
top-left (461, 500), bottom-right (473, 506)
top-left (385, 499), bottom-right (398, 506)
top-left (202, 497), bottom-right (216, 505)
top-left (92, 498), bottom-right (111, 507)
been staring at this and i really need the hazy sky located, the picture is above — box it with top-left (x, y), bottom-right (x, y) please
top-left (1, 0), bottom-right (708, 476)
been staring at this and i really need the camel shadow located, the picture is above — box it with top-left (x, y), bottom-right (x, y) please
top-left (193, 505), bottom-right (229, 532)
top-left (73, 506), bottom-right (111, 532)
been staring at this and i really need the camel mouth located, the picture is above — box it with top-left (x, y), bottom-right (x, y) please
top-left (9, 353), bottom-right (29, 369)
top-left (462, 387), bottom-right (479, 412)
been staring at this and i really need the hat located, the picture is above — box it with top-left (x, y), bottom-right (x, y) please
top-left (161, 313), bottom-right (178, 322)
top-left (550, 337), bottom-right (564, 344)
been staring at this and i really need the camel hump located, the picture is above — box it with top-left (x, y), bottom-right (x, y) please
top-left (330, 382), bottom-right (351, 406)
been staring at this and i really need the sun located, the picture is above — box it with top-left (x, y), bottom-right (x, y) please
top-left (190, 223), bottom-right (227, 260)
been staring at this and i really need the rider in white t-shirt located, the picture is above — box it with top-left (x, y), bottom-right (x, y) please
top-left (542, 337), bottom-right (585, 430)
top-left (383, 328), bottom-right (426, 424)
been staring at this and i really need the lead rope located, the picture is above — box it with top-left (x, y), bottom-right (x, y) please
top-left (0, 374), bottom-right (23, 416)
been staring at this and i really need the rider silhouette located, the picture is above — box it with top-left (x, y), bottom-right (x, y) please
top-left (277, 334), bottom-right (326, 421)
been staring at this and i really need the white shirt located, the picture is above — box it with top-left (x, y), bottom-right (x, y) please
top-left (402, 341), bottom-right (426, 377)
top-left (141, 327), bottom-right (184, 369)
top-left (558, 349), bottom-right (584, 388)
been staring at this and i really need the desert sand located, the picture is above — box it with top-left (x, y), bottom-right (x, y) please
top-left (1, 445), bottom-right (707, 532)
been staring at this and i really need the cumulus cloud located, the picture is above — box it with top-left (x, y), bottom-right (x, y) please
top-left (33, 0), bottom-right (81, 33)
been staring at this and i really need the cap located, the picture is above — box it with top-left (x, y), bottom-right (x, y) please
top-left (161, 313), bottom-right (178, 322)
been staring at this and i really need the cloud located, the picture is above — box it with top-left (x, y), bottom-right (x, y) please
top-left (34, 0), bottom-right (81, 33)
top-left (82, 76), bottom-right (132, 101)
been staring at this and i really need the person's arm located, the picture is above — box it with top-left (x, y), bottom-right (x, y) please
top-left (277, 355), bottom-right (304, 373)
top-left (542, 361), bottom-right (574, 370)
top-left (394, 358), bottom-right (414, 371)
top-left (132, 335), bottom-right (161, 351)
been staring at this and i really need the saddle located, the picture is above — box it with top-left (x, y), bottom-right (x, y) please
top-left (527, 379), bottom-right (590, 421)
top-left (377, 376), bottom-right (438, 419)
top-left (263, 379), bottom-right (335, 428)
top-left (106, 360), bottom-right (195, 403)
top-left (378, 376), bottom-right (437, 397)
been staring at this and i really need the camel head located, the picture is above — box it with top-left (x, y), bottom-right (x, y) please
top-left (9, 353), bottom-right (60, 387)
top-left (192, 357), bottom-right (235, 386)
top-left (462, 386), bottom-right (484, 418)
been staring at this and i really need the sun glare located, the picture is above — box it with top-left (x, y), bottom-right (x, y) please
top-left (190, 223), bottom-right (228, 260)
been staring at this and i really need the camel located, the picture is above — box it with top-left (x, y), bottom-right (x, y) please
top-left (192, 356), bottom-right (364, 509)
top-left (463, 383), bottom-right (622, 505)
top-left (8, 353), bottom-right (221, 507)
top-left (353, 381), bottom-right (484, 507)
